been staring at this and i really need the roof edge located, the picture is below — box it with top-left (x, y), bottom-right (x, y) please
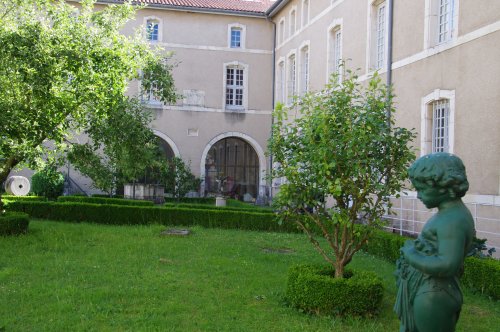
top-left (89, 0), bottom-right (268, 18)
top-left (265, 0), bottom-right (289, 17)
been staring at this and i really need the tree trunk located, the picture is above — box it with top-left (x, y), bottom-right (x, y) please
top-left (0, 156), bottom-right (20, 213)
top-left (334, 258), bottom-right (346, 278)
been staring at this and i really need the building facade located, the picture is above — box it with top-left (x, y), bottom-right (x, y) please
top-left (268, 0), bottom-right (500, 251)
top-left (11, 1), bottom-right (499, 247)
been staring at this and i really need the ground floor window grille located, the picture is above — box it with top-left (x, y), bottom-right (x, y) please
top-left (432, 99), bottom-right (450, 152)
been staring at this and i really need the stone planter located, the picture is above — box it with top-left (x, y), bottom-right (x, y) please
top-left (215, 196), bottom-right (226, 207)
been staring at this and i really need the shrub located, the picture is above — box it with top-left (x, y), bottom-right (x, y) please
top-left (462, 257), bottom-right (500, 300)
top-left (58, 196), bottom-right (154, 207)
top-left (286, 264), bottom-right (384, 317)
top-left (31, 167), bottom-right (65, 199)
top-left (0, 212), bottom-right (30, 236)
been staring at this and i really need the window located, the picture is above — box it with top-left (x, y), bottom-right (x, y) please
top-left (302, 0), bottom-right (310, 27)
top-left (146, 19), bottom-right (160, 42)
top-left (375, 3), bottom-right (386, 69)
top-left (287, 53), bottom-right (297, 104)
top-left (300, 45), bottom-right (310, 95)
top-left (228, 23), bottom-right (246, 48)
top-left (289, 8), bottom-right (297, 36)
top-left (226, 68), bottom-right (244, 107)
top-left (421, 89), bottom-right (455, 155)
top-left (279, 18), bottom-right (285, 44)
top-left (328, 24), bottom-right (342, 82)
top-left (143, 81), bottom-right (160, 104)
top-left (277, 59), bottom-right (285, 104)
top-left (224, 62), bottom-right (248, 110)
top-left (438, 0), bottom-right (454, 43)
top-left (367, 1), bottom-right (388, 71)
top-left (230, 28), bottom-right (241, 48)
top-left (431, 100), bottom-right (450, 152)
top-left (424, 0), bottom-right (458, 48)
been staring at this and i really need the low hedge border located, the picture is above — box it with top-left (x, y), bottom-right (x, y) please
top-left (286, 264), bottom-right (384, 317)
top-left (164, 197), bottom-right (215, 204)
top-left (0, 212), bottom-right (30, 236)
top-left (164, 202), bottom-right (274, 214)
top-left (462, 257), bottom-right (500, 300)
top-left (5, 201), bottom-right (292, 233)
top-left (1, 195), bottom-right (47, 202)
top-left (57, 196), bottom-right (154, 207)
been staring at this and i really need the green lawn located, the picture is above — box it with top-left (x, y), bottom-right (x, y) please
top-left (1, 220), bottom-right (498, 331)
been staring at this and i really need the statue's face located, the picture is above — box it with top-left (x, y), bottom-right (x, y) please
top-left (414, 182), bottom-right (451, 209)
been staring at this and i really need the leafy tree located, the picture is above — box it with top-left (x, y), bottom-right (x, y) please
top-left (67, 99), bottom-right (161, 196)
top-left (31, 166), bottom-right (65, 200)
top-left (163, 157), bottom-right (201, 200)
top-left (0, 0), bottom-right (176, 209)
top-left (269, 70), bottom-right (416, 278)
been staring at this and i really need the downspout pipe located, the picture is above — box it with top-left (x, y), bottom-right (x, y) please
top-left (386, 0), bottom-right (394, 128)
top-left (268, 17), bottom-right (277, 202)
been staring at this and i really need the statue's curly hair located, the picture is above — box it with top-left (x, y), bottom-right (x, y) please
top-left (408, 153), bottom-right (469, 198)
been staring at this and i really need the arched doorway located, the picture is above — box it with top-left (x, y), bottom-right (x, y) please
top-left (204, 137), bottom-right (259, 201)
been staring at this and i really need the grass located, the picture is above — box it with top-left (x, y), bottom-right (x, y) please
top-left (1, 220), bottom-right (499, 331)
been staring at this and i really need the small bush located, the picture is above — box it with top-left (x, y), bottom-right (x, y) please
top-left (462, 257), bottom-right (500, 300)
top-left (31, 168), bottom-right (65, 199)
top-left (286, 264), bottom-right (384, 317)
top-left (0, 212), bottom-right (30, 236)
top-left (58, 196), bottom-right (154, 207)
top-left (92, 194), bottom-right (124, 199)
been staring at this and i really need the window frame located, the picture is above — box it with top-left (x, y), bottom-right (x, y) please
top-left (276, 57), bottom-right (286, 104)
top-left (144, 16), bottom-right (162, 42)
top-left (289, 6), bottom-right (297, 37)
top-left (299, 41), bottom-right (310, 95)
top-left (366, 0), bottom-right (388, 73)
top-left (327, 19), bottom-right (343, 83)
top-left (286, 50), bottom-right (297, 105)
top-left (301, 0), bottom-right (310, 28)
top-left (420, 89), bottom-right (455, 156)
top-left (223, 61), bottom-right (249, 111)
top-left (228, 23), bottom-right (246, 49)
top-left (424, 0), bottom-right (459, 49)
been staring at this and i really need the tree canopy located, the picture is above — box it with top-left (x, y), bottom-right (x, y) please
top-left (269, 70), bottom-right (416, 278)
top-left (0, 0), bottom-right (176, 189)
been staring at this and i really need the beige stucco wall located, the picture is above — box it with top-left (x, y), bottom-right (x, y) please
top-left (272, 0), bottom-right (500, 198)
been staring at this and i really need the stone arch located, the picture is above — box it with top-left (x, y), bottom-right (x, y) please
top-left (200, 132), bottom-right (266, 199)
top-left (152, 129), bottom-right (180, 158)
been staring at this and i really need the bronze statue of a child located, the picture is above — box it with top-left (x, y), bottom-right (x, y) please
top-left (394, 153), bottom-right (475, 332)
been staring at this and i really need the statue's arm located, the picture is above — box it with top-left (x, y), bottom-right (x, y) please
top-left (402, 225), bottom-right (464, 277)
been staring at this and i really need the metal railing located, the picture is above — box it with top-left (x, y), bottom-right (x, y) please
top-left (383, 196), bottom-right (500, 257)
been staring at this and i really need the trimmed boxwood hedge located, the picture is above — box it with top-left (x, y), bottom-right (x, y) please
top-left (286, 264), bottom-right (384, 317)
top-left (57, 196), bottom-right (154, 206)
top-left (1, 195), bottom-right (47, 202)
top-left (462, 257), bottom-right (500, 300)
top-left (363, 228), bottom-right (409, 262)
top-left (6, 201), bottom-right (293, 233)
top-left (164, 202), bottom-right (274, 214)
top-left (164, 197), bottom-right (215, 204)
top-left (0, 212), bottom-right (30, 235)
